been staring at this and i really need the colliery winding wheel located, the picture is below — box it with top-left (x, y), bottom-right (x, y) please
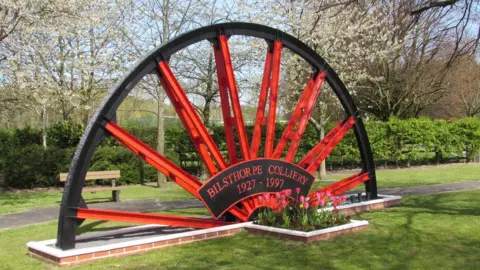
top-left (56, 23), bottom-right (377, 250)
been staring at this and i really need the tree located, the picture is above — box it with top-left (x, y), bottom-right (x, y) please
top-left (429, 57), bottom-right (480, 118)
top-left (123, 0), bottom-right (200, 187)
top-left (0, 0), bottom-right (76, 60)
top-left (0, 0), bottom-right (129, 145)
top-left (240, 0), bottom-right (399, 178)
top-left (353, 0), bottom-right (479, 120)
top-left (453, 58), bottom-right (480, 117)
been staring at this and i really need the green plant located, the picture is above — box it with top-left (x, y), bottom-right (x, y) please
top-left (450, 118), bottom-right (480, 162)
top-left (12, 126), bottom-right (42, 147)
top-left (257, 189), bottom-right (349, 232)
top-left (0, 129), bottom-right (13, 171)
top-left (3, 145), bottom-right (72, 188)
top-left (47, 121), bottom-right (83, 148)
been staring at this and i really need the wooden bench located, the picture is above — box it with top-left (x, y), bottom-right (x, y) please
top-left (59, 170), bottom-right (126, 202)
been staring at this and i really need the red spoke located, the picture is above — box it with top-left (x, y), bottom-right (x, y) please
top-left (106, 121), bottom-right (202, 197)
top-left (273, 72), bottom-right (326, 161)
top-left (250, 48), bottom-right (273, 159)
top-left (309, 172), bottom-right (370, 202)
top-left (264, 41), bottom-right (282, 158)
top-left (157, 61), bottom-right (227, 175)
top-left (298, 116), bottom-right (356, 174)
top-left (77, 208), bottom-right (232, 229)
top-left (214, 35), bottom-right (250, 164)
top-left (106, 121), bottom-right (249, 221)
top-left (248, 41), bottom-right (282, 209)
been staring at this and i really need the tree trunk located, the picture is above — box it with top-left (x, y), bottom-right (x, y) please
top-left (155, 0), bottom-right (170, 188)
top-left (138, 158), bottom-right (145, 185)
top-left (319, 124), bottom-right (327, 180)
top-left (308, 117), bottom-right (328, 180)
top-left (203, 99), bottom-right (211, 126)
top-left (156, 93), bottom-right (167, 188)
top-left (41, 103), bottom-right (47, 148)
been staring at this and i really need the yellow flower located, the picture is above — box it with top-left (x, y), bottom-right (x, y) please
top-left (300, 204), bottom-right (304, 209)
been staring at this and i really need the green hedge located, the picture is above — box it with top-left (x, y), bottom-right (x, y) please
top-left (0, 118), bottom-right (479, 188)
top-left (3, 145), bottom-right (73, 188)
top-left (47, 121), bottom-right (84, 148)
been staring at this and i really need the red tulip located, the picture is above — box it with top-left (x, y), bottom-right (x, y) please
top-left (295, 187), bottom-right (300, 194)
top-left (281, 199), bottom-right (288, 208)
top-left (258, 196), bottom-right (263, 204)
top-left (264, 193), bottom-right (271, 202)
top-left (284, 189), bottom-right (292, 196)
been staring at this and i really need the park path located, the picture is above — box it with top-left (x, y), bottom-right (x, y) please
top-left (0, 199), bottom-right (203, 230)
top-left (1, 181), bottom-right (480, 230)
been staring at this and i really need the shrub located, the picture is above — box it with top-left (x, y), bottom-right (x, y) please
top-left (12, 126), bottom-right (42, 147)
top-left (450, 118), bottom-right (480, 162)
top-left (89, 147), bottom-right (142, 185)
top-left (89, 146), bottom-right (160, 185)
top-left (432, 119), bottom-right (462, 164)
top-left (2, 117), bottom-right (479, 189)
top-left (47, 121), bottom-right (84, 148)
top-left (4, 145), bottom-right (72, 188)
top-left (0, 129), bottom-right (13, 171)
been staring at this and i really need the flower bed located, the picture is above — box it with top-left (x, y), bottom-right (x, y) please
top-left (248, 189), bottom-right (368, 242)
top-left (257, 189), bottom-right (349, 231)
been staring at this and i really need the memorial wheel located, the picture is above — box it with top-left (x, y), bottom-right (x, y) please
top-left (57, 22), bottom-right (377, 250)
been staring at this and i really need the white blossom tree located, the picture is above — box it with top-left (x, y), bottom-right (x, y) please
top-left (1, 0), bottom-right (129, 145)
top-left (122, 0), bottom-right (203, 187)
top-left (233, 0), bottom-right (400, 178)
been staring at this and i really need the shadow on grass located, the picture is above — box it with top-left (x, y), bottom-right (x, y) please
top-left (77, 220), bottom-right (133, 235)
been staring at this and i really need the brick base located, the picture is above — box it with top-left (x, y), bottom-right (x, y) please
top-left (28, 227), bottom-right (243, 267)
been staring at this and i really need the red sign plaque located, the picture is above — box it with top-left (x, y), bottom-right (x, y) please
top-left (198, 158), bottom-right (315, 219)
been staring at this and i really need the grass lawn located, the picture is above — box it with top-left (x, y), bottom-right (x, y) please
top-left (0, 183), bottom-right (194, 215)
top-left (314, 163), bottom-right (480, 190)
top-left (0, 191), bottom-right (479, 269)
top-left (1, 163), bottom-right (479, 215)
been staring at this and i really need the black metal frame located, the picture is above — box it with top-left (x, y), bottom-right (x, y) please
top-left (56, 22), bottom-right (377, 250)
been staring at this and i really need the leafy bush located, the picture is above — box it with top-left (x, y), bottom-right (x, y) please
top-left (89, 146), bottom-right (155, 185)
top-left (1, 117), bottom-right (479, 189)
top-left (3, 145), bottom-right (72, 188)
top-left (0, 130), bottom-right (13, 171)
top-left (12, 126), bottom-right (42, 147)
top-left (450, 118), bottom-right (480, 162)
top-left (47, 121), bottom-right (84, 148)
top-left (432, 119), bottom-right (462, 164)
